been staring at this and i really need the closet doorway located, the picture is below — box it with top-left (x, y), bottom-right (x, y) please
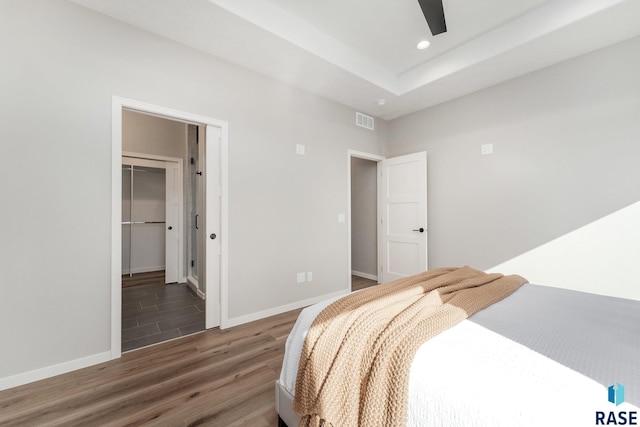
top-left (111, 99), bottom-right (228, 358)
top-left (122, 156), bottom-right (181, 283)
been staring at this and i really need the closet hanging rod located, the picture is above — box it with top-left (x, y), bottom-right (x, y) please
top-left (121, 221), bottom-right (166, 225)
top-left (122, 167), bottom-right (148, 172)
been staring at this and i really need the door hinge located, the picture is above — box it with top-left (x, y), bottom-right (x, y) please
top-left (191, 260), bottom-right (194, 267)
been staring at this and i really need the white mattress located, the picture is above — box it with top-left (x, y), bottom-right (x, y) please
top-left (279, 295), bottom-right (638, 426)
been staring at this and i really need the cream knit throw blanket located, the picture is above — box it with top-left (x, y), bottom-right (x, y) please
top-left (293, 266), bottom-right (527, 427)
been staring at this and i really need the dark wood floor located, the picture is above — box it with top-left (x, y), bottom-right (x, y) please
top-left (122, 272), bottom-right (205, 352)
top-left (0, 276), bottom-right (377, 426)
top-left (352, 274), bottom-right (378, 291)
top-left (122, 270), bottom-right (167, 288)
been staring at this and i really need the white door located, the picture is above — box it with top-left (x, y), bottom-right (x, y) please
top-left (165, 162), bottom-right (181, 284)
top-left (205, 125), bottom-right (221, 328)
top-left (380, 152), bottom-right (428, 282)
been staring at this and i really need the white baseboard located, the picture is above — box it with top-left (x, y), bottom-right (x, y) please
top-left (222, 289), bottom-right (349, 329)
top-left (0, 351), bottom-right (111, 392)
top-left (352, 270), bottom-right (378, 281)
top-left (186, 276), bottom-right (205, 299)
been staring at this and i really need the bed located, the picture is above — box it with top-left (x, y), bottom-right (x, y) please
top-left (276, 268), bottom-right (640, 426)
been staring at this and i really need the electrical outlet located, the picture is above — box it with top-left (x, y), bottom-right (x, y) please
top-left (297, 272), bottom-right (306, 283)
top-left (481, 143), bottom-right (494, 155)
top-left (307, 272), bottom-right (313, 282)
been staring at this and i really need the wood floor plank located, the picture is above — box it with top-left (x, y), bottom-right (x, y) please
top-left (122, 271), bottom-right (166, 288)
top-left (9, 334), bottom-right (279, 425)
top-left (0, 277), bottom-right (376, 426)
top-left (67, 348), bottom-right (279, 426)
top-left (0, 309), bottom-right (300, 426)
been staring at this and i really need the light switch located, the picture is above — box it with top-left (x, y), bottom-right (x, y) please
top-left (297, 272), bottom-right (306, 283)
top-left (481, 143), bottom-right (493, 155)
top-left (296, 144), bottom-right (305, 155)
top-left (338, 213), bottom-right (345, 223)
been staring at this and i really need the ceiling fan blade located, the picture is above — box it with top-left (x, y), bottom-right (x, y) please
top-left (417, 0), bottom-right (447, 35)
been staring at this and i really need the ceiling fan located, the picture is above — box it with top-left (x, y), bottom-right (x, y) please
top-left (418, 0), bottom-right (447, 35)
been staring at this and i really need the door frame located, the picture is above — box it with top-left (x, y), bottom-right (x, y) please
top-left (122, 153), bottom-right (184, 281)
top-left (111, 96), bottom-right (229, 359)
top-left (347, 150), bottom-right (385, 290)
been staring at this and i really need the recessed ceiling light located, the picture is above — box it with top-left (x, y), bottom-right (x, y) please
top-left (417, 40), bottom-right (431, 50)
top-left (376, 99), bottom-right (386, 106)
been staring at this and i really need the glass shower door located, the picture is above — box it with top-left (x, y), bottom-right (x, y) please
top-left (187, 124), bottom-right (201, 283)
top-left (189, 146), bottom-right (198, 280)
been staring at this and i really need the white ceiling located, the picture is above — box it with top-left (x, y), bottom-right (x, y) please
top-left (71, 0), bottom-right (640, 120)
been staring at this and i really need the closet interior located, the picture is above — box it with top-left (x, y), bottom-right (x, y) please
top-left (122, 164), bottom-right (167, 279)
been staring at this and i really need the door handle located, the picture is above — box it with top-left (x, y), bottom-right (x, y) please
top-left (195, 214), bottom-right (199, 230)
top-left (412, 227), bottom-right (424, 233)
top-left (210, 233), bottom-right (217, 240)
top-left (168, 226), bottom-right (173, 230)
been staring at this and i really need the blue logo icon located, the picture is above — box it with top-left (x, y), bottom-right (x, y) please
top-left (608, 383), bottom-right (625, 406)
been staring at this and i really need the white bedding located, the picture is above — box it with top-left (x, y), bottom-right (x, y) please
top-left (280, 298), bottom-right (638, 426)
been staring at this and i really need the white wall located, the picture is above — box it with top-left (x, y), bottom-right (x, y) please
top-left (0, 0), bottom-right (386, 386)
top-left (123, 110), bottom-right (187, 160)
top-left (388, 35), bottom-right (640, 298)
top-left (350, 157), bottom-right (378, 278)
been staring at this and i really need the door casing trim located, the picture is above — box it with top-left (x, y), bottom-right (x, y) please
top-left (111, 96), bottom-right (229, 359)
top-left (347, 150), bottom-right (385, 291)
top-left (121, 153), bottom-right (184, 280)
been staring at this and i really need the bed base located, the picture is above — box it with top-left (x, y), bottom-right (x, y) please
top-left (275, 380), bottom-right (300, 427)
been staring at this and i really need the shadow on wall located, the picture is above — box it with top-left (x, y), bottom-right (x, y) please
top-left (488, 200), bottom-right (640, 301)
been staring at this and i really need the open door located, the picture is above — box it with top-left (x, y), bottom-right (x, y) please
top-left (205, 125), bottom-right (221, 329)
top-left (380, 152), bottom-right (428, 282)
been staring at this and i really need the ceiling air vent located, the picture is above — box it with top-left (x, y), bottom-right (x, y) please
top-left (356, 112), bottom-right (375, 131)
